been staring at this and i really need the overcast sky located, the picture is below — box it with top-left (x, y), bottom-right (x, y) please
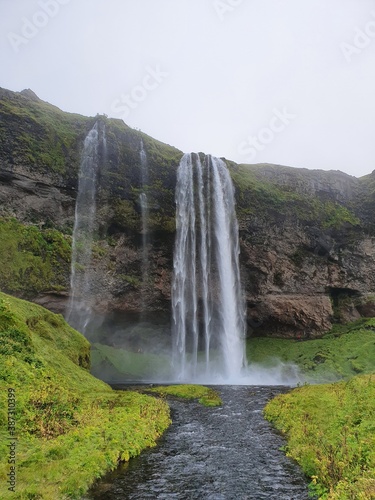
top-left (1, 0), bottom-right (375, 177)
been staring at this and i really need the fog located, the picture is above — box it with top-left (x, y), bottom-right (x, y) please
top-left (1, 0), bottom-right (375, 176)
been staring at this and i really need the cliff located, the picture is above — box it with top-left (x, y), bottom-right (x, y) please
top-left (1, 86), bottom-right (375, 339)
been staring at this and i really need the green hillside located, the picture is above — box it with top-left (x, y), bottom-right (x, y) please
top-left (0, 292), bottom-right (170, 499)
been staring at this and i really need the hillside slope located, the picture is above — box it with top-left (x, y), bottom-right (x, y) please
top-left (0, 291), bottom-right (170, 499)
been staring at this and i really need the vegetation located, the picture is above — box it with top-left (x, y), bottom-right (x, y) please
top-left (0, 292), bottom-right (171, 499)
top-left (247, 318), bottom-right (375, 382)
top-left (258, 319), bottom-right (375, 498)
top-left (264, 375), bottom-right (375, 499)
top-left (0, 88), bottom-right (88, 178)
top-left (149, 385), bottom-right (222, 407)
top-left (91, 343), bottom-right (172, 380)
top-left (0, 87), bottom-right (181, 235)
top-left (0, 217), bottom-right (71, 296)
top-left (230, 163), bottom-right (360, 230)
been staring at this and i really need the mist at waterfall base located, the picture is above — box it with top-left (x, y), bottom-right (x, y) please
top-left (170, 153), bottom-right (302, 386)
top-left (65, 134), bottom-right (303, 386)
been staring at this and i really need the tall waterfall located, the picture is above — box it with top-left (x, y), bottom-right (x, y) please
top-left (139, 140), bottom-right (149, 300)
top-left (66, 122), bottom-right (101, 334)
top-left (172, 153), bottom-right (247, 381)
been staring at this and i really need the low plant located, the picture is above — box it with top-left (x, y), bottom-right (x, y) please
top-left (149, 384), bottom-right (222, 407)
top-left (264, 375), bottom-right (375, 499)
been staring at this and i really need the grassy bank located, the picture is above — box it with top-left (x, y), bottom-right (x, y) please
top-left (91, 343), bottom-right (172, 381)
top-left (0, 292), bottom-right (171, 499)
top-left (149, 385), bottom-right (222, 407)
top-left (247, 318), bottom-right (375, 382)
top-left (264, 375), bottom-right (375, 499)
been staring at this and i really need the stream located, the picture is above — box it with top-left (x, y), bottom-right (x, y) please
top-left (85, 386), bottom-right (311, 500)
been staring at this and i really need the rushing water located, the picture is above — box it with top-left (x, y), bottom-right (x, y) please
top-left (86, 386), bottom-right (311, 500)
top-left (172, 154), bottom-right (246, 382)
top-left (139, 140), bottom-right (150, 309)
top-left (66, 123), bottom-right (100, 333)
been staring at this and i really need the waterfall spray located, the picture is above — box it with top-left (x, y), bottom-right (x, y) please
top-left (139, 140), bottom-right (149, 306)
top-left (66, 122), bottom-right (102, 334)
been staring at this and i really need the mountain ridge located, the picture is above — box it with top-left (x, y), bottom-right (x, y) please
top-left (0, 86), bottom-right (374, 340)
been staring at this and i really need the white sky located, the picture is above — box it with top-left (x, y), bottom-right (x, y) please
top-left (1, 0), bottom-right (375, 177)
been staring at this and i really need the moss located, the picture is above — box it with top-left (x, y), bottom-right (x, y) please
top-left (247, 318), bottom-right (375, 382)
top-left (149, 384), bottom-right (222, 407)
top-left (0, 292), bottom-right (171, 499)
top-left (229, 163), bottom-right (360, 231)
top-left (119, 274), bottom-right (141, 288)
top-left (0, 217), bottom-right (71, 296)
top-left (91, 343), bottom-right (172, 380)
top-left (112, 199), bottom-right (140, 232)
top-left (0, 88), bottom-right (89, 180)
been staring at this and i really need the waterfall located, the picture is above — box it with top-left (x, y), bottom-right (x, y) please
top-left (139, 140), bottom-right (149, 302)
top-left (172, 153), bottom-right (247, 381)
top-left (66, 122), bottom-right (101, 334)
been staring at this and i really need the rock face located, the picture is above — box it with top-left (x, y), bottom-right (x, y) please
top-left (1, 87), bottom-right (375, 339)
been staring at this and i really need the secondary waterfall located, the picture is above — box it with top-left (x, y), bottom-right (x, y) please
top-left (66, 122), bottom-right (101, 334)
top-left (172, 153), bottom-right (246, 381)
top-left (139, 140), bottom-right (149, 302)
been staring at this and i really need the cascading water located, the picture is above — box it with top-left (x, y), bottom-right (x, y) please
top-left (139, 140), bottom-right (149, 300)
top-left (66, 122), bottom-right (101, 334)
top-left (172, 153), bottom-right (247, 382)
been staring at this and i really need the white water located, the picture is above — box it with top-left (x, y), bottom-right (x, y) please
top-left (66, 123), bottom-right (100, 334)
top-left (139, 140), bottom-right (149, 300)
top-left (172, 153), bottom-right (247, 382)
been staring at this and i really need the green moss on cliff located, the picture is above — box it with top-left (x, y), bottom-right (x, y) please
top-left (230, 163), bottom-right (360, 230)
top-left (0, 292), bottom-right (171, 499)
top-left (0, 88), bottom-right (89, 179)
top-left (0, 218), bottom-right (71, 296)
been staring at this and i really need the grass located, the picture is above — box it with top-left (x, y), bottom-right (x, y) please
top-left (0, 88), bottom-right (88, 178)
top-left (0, 217), bottom-right (71, 296)
top-left (0, 292), bottom-right (171, 499)
top-left (91, 343), bottom-right (172, 380)
top-left (230, 163), bottom-right (360, 230)
top-left (264, 375), bottom-right (375, 499)
top-left (247, 318), bottom-right (375, 382)
top-left (149, 384), bottom-right (222, 407)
